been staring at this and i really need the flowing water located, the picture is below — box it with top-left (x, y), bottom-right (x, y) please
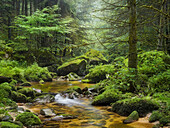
top-left (26, 81), bottom-right (154, 128)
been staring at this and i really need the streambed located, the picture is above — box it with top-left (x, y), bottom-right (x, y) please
top-left (25, 81), bottom-right (154, 128)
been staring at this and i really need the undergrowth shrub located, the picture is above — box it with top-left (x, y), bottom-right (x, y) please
top-left (0, 60), bottom-right (52, 82)
top-left (24, 63), bottom-right (52, 81)
top-left (84, 64), bottom-right (116, 83)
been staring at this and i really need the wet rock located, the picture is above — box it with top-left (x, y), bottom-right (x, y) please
top-left (57, 59), bottom-right (86, 76)
top-left (82, 87), bottom-right (88, 92)
top-left (51, 116), bottom-right (63, 121)
top-left (123, 111), bottom-right (139, 124)
top-left (40, 108), bottom-right (56, 117)
top-left (17, 107), bottom-right (25, 113)
top-left (2, 115), bottom-right (13, 121)
top-left (33, 94), bottom-right (55, 103)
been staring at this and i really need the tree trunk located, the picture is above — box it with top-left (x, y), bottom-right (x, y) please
top-left (128, 0), bottom-right (137, 70)
top-left (157, 0), bottom-right (165, 51)
top-left (165, 0), bottom-right (170, 54)
top-left (8, 16), bottom-right (11, 40)
top-left (22, 0), bottom-right (25, 15)
top-left (16, 0), bottom-right (20, 15)
top-left (33, 0), bottom-right (38, 12)
top-left (128, 0), bottom-right (137, 92)
top-left (30, 0), bottom-right (33, 15)
top-left (25, 0), bottom-right (28, 16)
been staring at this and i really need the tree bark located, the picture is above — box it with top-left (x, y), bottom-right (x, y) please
top-left (128, 0), bottom-right (137, 70)
top-left (25, 0), bottom-right (28, 16)
top-left (16, 0), bottom-right (20, 15)
top-left (165, 0), bottom-right (170, 54)
top-left (157, 0), bottom-right (165, 51)
top-left (22, 0), bottom-right (25, 15)
top-left (30, 0), bottom-right (33, 15)
top-left (128, 0), bottom-right (137, 92)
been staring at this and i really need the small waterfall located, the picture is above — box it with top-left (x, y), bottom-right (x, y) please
top-left (55, 94), bottom-right (83, 106)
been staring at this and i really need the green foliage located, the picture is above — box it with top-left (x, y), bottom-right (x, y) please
top-left (159, 116), bottom-right (170, 126)
top-left (84, 64), bottom-right (115, 83)
top-left (0, 60), bottom-right (52, 82)
top-left (24, 63), bottom-right (52, 81)
top-left (138, 51), bottom-right (169, 76)
top-left (149, 111), bottom-right (163, 122)
top-left (92, 89), bottom-right (122, 106)
top-left (148, 70), bottom-right (170, 91)
top-left (18, 88), bottom-right (35, 99)
top-left (0, 122), bottom-right (21, 128)
top-left (111, 96), bottom-right (159, 117)
top-left (15, 112), bottom-right (42, 127)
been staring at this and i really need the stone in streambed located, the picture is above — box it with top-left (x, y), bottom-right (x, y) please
top-left (123, 111), bottom-right (139, 124)
top-left (40, 108), bottom-right (56, 117)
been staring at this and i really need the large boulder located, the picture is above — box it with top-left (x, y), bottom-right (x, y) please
top-left (57, 59), bottom-right (86, 76)
top-left (15, 112), bottom-right (41, 127)
top-left (111, 97), bottom-right (159, 117)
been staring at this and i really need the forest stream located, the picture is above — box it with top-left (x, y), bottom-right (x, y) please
top-left (19, 81), bottom-right (154, 128)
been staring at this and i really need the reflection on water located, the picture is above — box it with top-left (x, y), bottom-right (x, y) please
top-left (31, 81), bottom-right (93, 93)
top-left (29, 81), bottom-right (154, 128)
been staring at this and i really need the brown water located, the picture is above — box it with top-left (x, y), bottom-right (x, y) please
top-left (28, 81), bottom-right (154, 128)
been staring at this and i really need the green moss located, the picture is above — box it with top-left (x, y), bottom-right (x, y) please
top-left (0, 122), bottom-right (21, 128)
top-left (92, 89), bottom-right (122, 106)
top-left (18, 87), bottom-right (35, 99)
top-left (159, 116), bottom-right (170, 126)
top-left (58, 59), bottom-right (85, 70)
top-left (15, 112), bottom-right (41, 127)
top-left (111, 96), bottom-right (159, 117)
top-left (138, 51), bottom-right (169, 76)
top-left (84, 49), bottom-right (108, 62)
top-left (149, 111), bottom-right (163, 122)
top-left (84, 64), bottom-right (115, 83)
top-left (66, 86), bottom-right (82, 94)
top-left (11, 91), bottom-right (27, 103)
top-left (123, 111), bottom-right (139, 124)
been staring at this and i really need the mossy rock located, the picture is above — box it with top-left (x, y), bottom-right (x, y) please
top-left (11, 91), bottom-right (27, 103)
top-left (123, 111), bottom-right (139, 124)
top-left (0, 121), bottom-right (22, 128)
top-left (57, 59), bottom-right (86, 76)
top-left (159, 116), bottom-right (170, 126)
top-left (0, 109), bottom-right (13, 122)
top-left (66, 86), bottom-right (82, 94)
top-left (83, 64), bottom-right (115, 83)
top-left (15, 112), bottom-right (41, 127)
top-left (111, 97), bottom-right (159, 117)
top-left (149, 111), bottom-right (163, 122)
top-left (1, 98), bottom-right (17, 108)
top-left (92, 89), bottom-right (122, 106)
top-left (18, 87), bottom-right (35, 99)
